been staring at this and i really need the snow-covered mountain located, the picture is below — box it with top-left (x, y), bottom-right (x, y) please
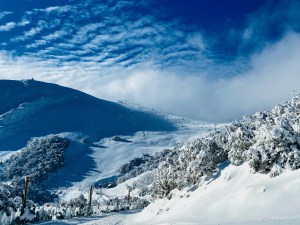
top-left (0, 79), bottom-right (175, 151)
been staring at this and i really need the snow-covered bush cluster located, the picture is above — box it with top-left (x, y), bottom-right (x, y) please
top-left (103, 196), bottom-right (149, 212)
top-left (117, 150), bottom-right (176, 184)
top-left (149, 95), bottom-right (300, 198)
top-left (0, 190), bottom-right (150, 225)
top-left (0, 193), bottom-right (90, 225)
top-left (0, 135), bottom-right (69, 203)
top-left (151, 136), bottom-right (226, 198)
top-left (227, 96), bottom-right (300, 176)
top-left (0, 185), bottom-right (20, 218)
top-left (2, 135), bottom-right (69, 182)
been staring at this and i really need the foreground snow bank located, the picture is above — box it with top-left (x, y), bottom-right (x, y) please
top-left (129, 163), bottom-right (300, 224)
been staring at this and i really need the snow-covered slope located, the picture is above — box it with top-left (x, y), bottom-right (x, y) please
top-left (0, 79), bottom-right (175, 151)
top-left (128, 163), bottom-right (300, 224)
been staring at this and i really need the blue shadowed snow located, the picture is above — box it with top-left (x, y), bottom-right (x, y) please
top-left (44, 140), bottom-right (97, 188)
top-left (0, 79), bottom-right (176, 151)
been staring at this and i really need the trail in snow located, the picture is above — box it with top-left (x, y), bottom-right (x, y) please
top-left (35, 211), bottom-right (133, 225)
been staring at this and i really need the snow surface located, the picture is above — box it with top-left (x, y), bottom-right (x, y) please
top-left (128, 163), bottom-right (300, 225)
top-left (36, 164), bottom-right (300, 225)
top-left (37, 216), bottom-right (300, 225)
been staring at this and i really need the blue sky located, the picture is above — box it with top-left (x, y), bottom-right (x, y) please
top-left (1, 0), bottom-right (300, 122)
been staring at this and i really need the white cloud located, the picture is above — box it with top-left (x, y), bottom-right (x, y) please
top-left (0, 22), bottom-right (16, 31)
top-left (26, 30), bottom-right (68, 48)
top-left (0, 11), bottom-right (12, 20)
top-left (0, 17), bottom-right (29, 32)
top-left (12, 20), bottom-right (60, 42)
top-left (18, 19), bottom-right (30, 26)
top-left (1, 33), bottom-right (300, 122)
top-left (94, 32), bottom-right (300, 122)
top-left (43, 5), bottom-right (73, 14)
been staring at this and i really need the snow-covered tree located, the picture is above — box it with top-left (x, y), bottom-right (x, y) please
top-left (0, 135), bottom-right (69, 204)
top-left (150, 94), bottom-right (300, 199)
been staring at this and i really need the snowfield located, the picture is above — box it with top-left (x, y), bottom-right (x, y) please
top-left (40, 114), bottom-right (217, 209)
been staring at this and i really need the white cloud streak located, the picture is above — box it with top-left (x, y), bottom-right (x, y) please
top-left (12, 19), bottom-right (60, 42)
top-left (0, 22), bottom-right (16, 31)
top-left (0, 18), bottom-right (29, 32)
top-left (0, 11), bottom-right (12, 20)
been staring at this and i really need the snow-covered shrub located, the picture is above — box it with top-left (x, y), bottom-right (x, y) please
top-left (151, 95), bottom-right (300, 199)
top-left (118, 154), bottom-right (153, 175)
top-left (117, 149), bottom-right (176, 184)
top-left (132, 171), bottom-right (155, 197)
top-left (152, 138), bottom-right (220, 198)
top-left (0, 185), bottom-right (17, 216)
top-left (0, 135), bottom-right (69, 204)
top-left (0, 184), bottom-right (22, 225)
top-left (103, 196), bottom-right (149, 212)
top-left (3, 135), bottom-right (69, 181)
top-left (226, 96), bottom-right (300, 175)
top-left (66, 194), bottom-right (87, 208)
